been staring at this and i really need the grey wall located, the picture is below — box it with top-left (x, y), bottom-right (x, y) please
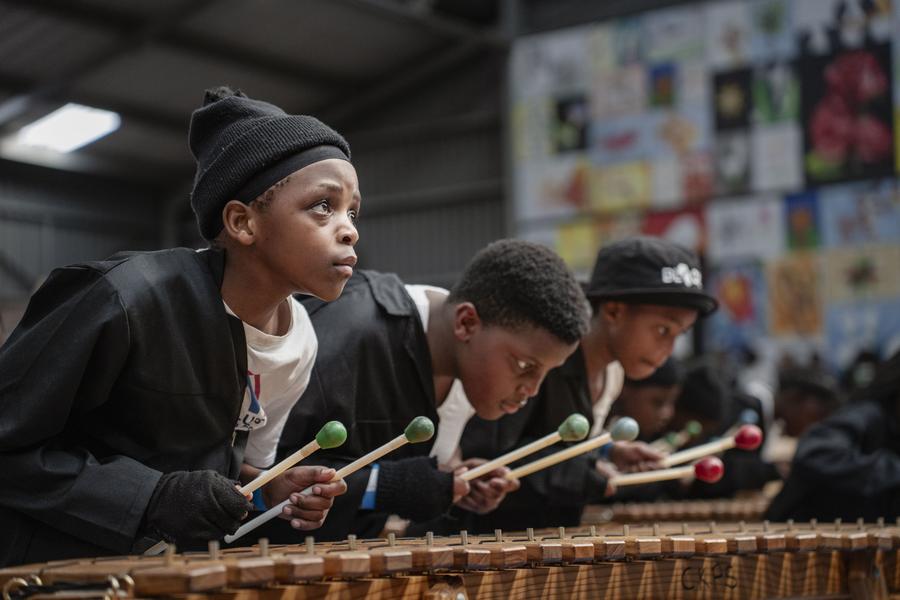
top-left (342, 52), bottom-right (507, 288)
top-left (0, 160), bottom-right (161, 302)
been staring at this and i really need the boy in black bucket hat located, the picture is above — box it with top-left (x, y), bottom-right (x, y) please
top-left (457, 236), bottom-right (719, 532)
top-left (0, 87), bottom-right (357, 566)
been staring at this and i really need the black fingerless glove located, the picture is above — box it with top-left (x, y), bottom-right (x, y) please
top-left (142, 470), bottom-right (252, 544)
top-left (374, 456), bottom-right (454, 522)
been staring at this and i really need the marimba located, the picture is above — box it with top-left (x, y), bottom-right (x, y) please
top-left (2, 519), bottom-right (896, 600)
top-left (582, 496), bottom-right (771, 524)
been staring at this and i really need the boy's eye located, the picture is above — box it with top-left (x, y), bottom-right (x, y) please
top-left (656, 326), bottom-right (669, 337)
top-left (516, 359), bottom-right (533, 372)
top-left (310, 200), bottom-right (333, 215)
top-left (348, 208), bottom-right (359, 223)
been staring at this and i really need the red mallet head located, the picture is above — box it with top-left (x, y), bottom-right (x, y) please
top-left (694, 457), bottom-right (724, 483)
top-left (734, 424), bottom-right (763, 450)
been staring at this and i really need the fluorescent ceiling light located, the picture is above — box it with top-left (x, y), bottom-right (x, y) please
top-left (16, 103), bottom-right (120, 153)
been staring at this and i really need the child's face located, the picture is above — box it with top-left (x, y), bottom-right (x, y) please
top-left (454, 311), bottom-right (577, 420)
top-left (617, 383), bottom-right (680, 439)
top-left (775, 388), bottom-right (831, 437)
top-left (604, 303), bottom-right (698, 380)
top-left (248, 158), bottom-right (360, 301)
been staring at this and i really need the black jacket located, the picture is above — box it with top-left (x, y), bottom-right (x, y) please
top-left (0, 248), bottom-right (248, 566)
top-left (766, 400), bottom-right (900, 522)
top-left (458, 347), bottom-right (608, 533)
top-left (267, 270), bottom-right (451, 542)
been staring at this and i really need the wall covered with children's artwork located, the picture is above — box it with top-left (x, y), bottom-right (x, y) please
top-left (510, 0), bottom-right (900, 375)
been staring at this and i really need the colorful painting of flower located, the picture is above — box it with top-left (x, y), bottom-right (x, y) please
top-left (800, 44), bottom-right (895, 184)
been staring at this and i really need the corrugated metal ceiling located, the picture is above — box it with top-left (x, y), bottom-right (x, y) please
top-left (0, 0), bottom-right (503, 188)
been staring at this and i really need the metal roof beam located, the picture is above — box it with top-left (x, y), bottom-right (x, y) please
top-left (0, 73), bottom-right (185, 134)
top-left (317, 40), bottom-right (493, 128)
top-left (0, 0), bottom-right (351, 90)
top-left (336, 0), bottom-right (506, 47)
top-left (0, 0), bottom-right (221, 129)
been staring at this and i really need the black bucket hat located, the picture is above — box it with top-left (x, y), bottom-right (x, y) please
top-left (585, 236), bottom-right (718, 316)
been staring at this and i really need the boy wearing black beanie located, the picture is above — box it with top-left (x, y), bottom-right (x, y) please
top-left (0, 87), bottom-right (357, 566)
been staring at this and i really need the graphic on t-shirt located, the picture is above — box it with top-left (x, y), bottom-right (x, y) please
top-left (236, 372), bottom-right (268, 431)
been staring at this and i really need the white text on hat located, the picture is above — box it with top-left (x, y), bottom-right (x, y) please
top-left (661, 263), bottom-right (703, 289)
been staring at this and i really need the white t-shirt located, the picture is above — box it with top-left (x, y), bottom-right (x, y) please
top-left (404, 284), bottom-right (476, 467)
top-left (589, 361), bottom-right (625, 437)
top-left (225, 297), bottom-right (317, 469)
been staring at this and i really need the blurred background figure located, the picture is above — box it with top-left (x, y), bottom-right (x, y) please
top-left (610, 357), bottom-right (683, 443)
top-left (839, 349), bottom-right (881, 397)
top-left (767, 350), bottom-right (900, 522)
top-left (775, 366), bottom-right (841, 438)
top-left (672, 358), bottom-right (780, 498)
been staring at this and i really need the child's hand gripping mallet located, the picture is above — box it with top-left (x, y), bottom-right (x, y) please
top-left (223, 416), bottom-right (435, 544)
top-left (145, 420), bottom-right (347, 555)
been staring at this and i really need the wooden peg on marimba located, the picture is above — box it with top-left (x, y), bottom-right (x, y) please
top-left (207, 541), bottom-right (219, 561)
top-left (408, 531), bottom-right (453, 572)
top-left (451, 530), bottom-right (490, 570)
top-left (268, 537), bottom-right (324, 583)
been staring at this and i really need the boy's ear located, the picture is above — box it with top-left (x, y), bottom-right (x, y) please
top-left (600, 301), bottom-right (626, 325)
top-left (221, 200), bottom-right (256, 246)
top-left (453, 302), bottom-right (482, 342)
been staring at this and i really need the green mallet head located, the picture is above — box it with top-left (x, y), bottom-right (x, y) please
top-left (557, 413), bottom-right (590, 442)
top-left (610, 417), bottom-right (639, 442)
top-left (686, 420), bottom-right (702, 436)
top-left (315, 421), bottom-right (347, 449)
top-left (404, 416), bottom-right (435, 444)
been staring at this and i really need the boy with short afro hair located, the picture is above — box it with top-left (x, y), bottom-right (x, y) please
top-left (270, 239), bottom-right (591, 540)
top-left (0, 87), bottom-right (357, 566)
top-left (460, 236), bottom-right (718, 532)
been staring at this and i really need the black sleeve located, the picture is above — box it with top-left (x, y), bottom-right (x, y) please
top-left (0, 267), bottom-right (161, 553)
top-left (375, 456), bottom-right (454, 521)
top-left (790, 402), bottom-right (900, 496)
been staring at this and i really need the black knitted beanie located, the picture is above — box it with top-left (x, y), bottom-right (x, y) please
top-left (188, 86), bottom-right (351, 240)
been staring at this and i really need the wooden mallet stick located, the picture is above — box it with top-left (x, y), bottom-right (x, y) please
top-left (505, 417), bottom-right (639, 480)
top-left (721, 408), bottom-right (760, 439)
top-left (650, 420), bottom-right (701, 452)
top-left (145, 420), bottom-right (348, 555)
top-left (611, 456), bottom-right (724, 487)
top-left (242, 421), bottom-right (347, 496)
top-left (661, 424), bottom-right (762, 468)
top-left (223, 416), bottom-right (435, 544)
top-left (461, 413), bottom-right (589, 481)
